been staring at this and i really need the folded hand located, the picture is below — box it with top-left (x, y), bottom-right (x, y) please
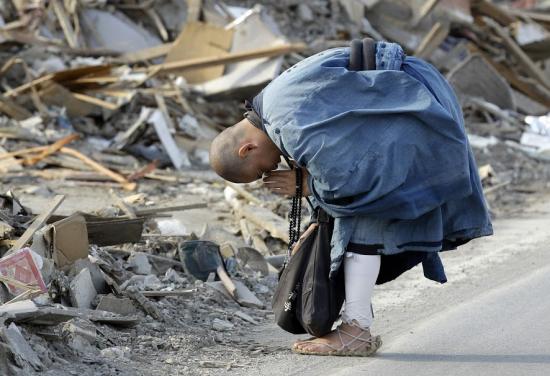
top-left (263, 168), bottom-right (310, 197)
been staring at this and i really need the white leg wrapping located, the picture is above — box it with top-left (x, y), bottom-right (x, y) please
top-left (341, 252), bottom-right (381, 329)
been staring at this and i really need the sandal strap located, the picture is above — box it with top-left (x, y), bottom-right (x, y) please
top-left (338, 327), bottom-right (377, 352)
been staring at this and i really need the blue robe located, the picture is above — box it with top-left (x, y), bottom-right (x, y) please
top-left (251, 42), bottom-right (493, 281)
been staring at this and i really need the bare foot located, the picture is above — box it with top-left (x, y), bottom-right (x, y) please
top-left (292, 322), bottom-right (380, 355)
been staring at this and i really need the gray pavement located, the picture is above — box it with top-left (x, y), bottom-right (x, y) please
top-left (334, 264), bottom-right (550, 376)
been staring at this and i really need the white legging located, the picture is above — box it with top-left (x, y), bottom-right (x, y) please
top-left (341, 252), bottom-right (381, 329)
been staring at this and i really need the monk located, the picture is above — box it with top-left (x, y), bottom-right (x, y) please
top-left (209, 39), bottom-right (492, 356)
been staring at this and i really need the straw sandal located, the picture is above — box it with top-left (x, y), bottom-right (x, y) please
top-left (292, 325), bottom-right (382, 357)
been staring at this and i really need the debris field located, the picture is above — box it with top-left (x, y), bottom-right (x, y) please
top-left (0, 0), bottom-right (549, 375)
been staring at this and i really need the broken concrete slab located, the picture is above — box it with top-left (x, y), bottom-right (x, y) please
top-left (61, 317), bottom-right (98, 355)
top-left (0, 300), bottom-right (78, 325)
top-left (96, 294), bottom-right (136, 316)
top-left (70, 258), bottom-right (107, 294)
top-left (1, 322), bottom-right (42, 370)
top-left (0, 299), bottom-right (139, 327)
top-left (233, 280), bottom-right (264, 309)
top-left (69, 268), bottom-right (97, 309)
top-left (206, 280), bottom-right (264, 309)
top-left (126, 252), bottom-right (152, 275)
top-left (234, 310), bottom-right (259, 325)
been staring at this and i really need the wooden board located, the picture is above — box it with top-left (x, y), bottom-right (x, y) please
top-left (8, 195), bottom-right (65, 254)
top-left (236, 204), bottom-right (289, 244)
top-left (164, 21), bottom-right (234, 84)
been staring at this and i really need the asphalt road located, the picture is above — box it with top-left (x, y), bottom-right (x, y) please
top-left (333, 263), bottom-right (550, 376)
top-left (237, 196), bottom-right (550, 376)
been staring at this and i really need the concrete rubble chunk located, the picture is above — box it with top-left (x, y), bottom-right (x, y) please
top-left (297, 4), bottom-right (314, 22)
top-left (233, 280), bottom-right (264, 309)
top-left (212, 318), bottom-right (234, 331)
top-left (100, 346), bottom-right (131, 359)
top-left (1, 322), bottom-right (42, 370)
top-left (96, 294), bottom-right (137, 315)
top-left (127, 252), bottom-right (153, 275)
top-left (234, 310), bottom-right (259, 325)
top-left (69, 268), bottom-right (98, 309)
top-left (61, 318), bottom-right (98, 355)
top-left (70, 258), bottom-right (108, 294)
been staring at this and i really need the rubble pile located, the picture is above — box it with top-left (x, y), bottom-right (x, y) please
top-left (0, 0), bottom-right (548, 374)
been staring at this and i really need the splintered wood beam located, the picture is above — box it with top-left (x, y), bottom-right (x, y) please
top-left (485, 17), bottom-right (550, 90)
top-left (23, 133), bottom-right (79, 166)
top-left (412, 0), bottom-right (441, 27)
top-left (147, 43), bottom-right (307, 75)
top-left (415, 22), bottom-right (449, 59)
top-left (60, 147), bottom-right (136, 191)
top-left (8, 195), bottom-right (65, 254)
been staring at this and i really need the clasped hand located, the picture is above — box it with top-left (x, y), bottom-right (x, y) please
top-left (263, 168), bottom-right (310, 196)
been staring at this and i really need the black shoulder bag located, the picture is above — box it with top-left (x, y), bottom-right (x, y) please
top-left (271, 168), bottom-right (345, 337)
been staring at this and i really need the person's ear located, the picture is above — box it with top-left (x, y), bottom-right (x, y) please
top-left (238, 142), bottom-right (257, 159)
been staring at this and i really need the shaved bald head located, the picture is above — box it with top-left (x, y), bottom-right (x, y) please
top-left (209, 125), bottom-right (247, 182)
top-left (209, 119), bottom-right (282, 183)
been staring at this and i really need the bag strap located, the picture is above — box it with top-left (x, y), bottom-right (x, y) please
top-left (314, 207), bottom-right (331, 224)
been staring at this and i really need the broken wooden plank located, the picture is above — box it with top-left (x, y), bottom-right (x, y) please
top-left (412, 0), bottom-right (441, 27)
top-left (59, 147), bottom-right (136, 191)
top-left (235, 204), bottom-right (289, 244)
top-left (0, 146), bottom-right (49, 161)
top-left (111, 107), bottom-right (152, 150)
top-left (144, 8), bottom-right (168, 41)
top-left (0, 146), bottom-right (23, 173)
top-left (71, 92), bottom-right (119, 111)
top-left (127, 161), bottom-right (158, 182)
top-left (164, 21), bottom-right (234, 84)
top-left (478, 49), bottom-right (550, 107)
top-left (225, 182), bottom-right (262, 205)
top-left (0, 95), bottom-right (32, 120)
top-left (186, 0), bottom-right (203, 22)
top-left (154, 94), bottom-right (176, 132)
top-left (51, 0), bottom-right (78, 48)
top-left (485, 17), bottom-right (550, 89)
top-left (3, 74), bottom-right (54, 99)
top-left (134, 203), bottom-right (207, 216)
top-left (110, 190), bottom-right (137, 219)
top-left (39, 82), bottom-right (99, 117)
top-left (147, 43), bottom-right (307, 76)
top-left (8, 195), bottom-right (65, 254)
top-left (23, 133), bottom-right (79, 166)
top-left (471, 0), bottom-right (516, 26)
top-left (414, 21), bottom-right (450, 59)
top-left (117, 43), bottom-right (174, 64)
top-left (216, 265), bottom-right (237, 298)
